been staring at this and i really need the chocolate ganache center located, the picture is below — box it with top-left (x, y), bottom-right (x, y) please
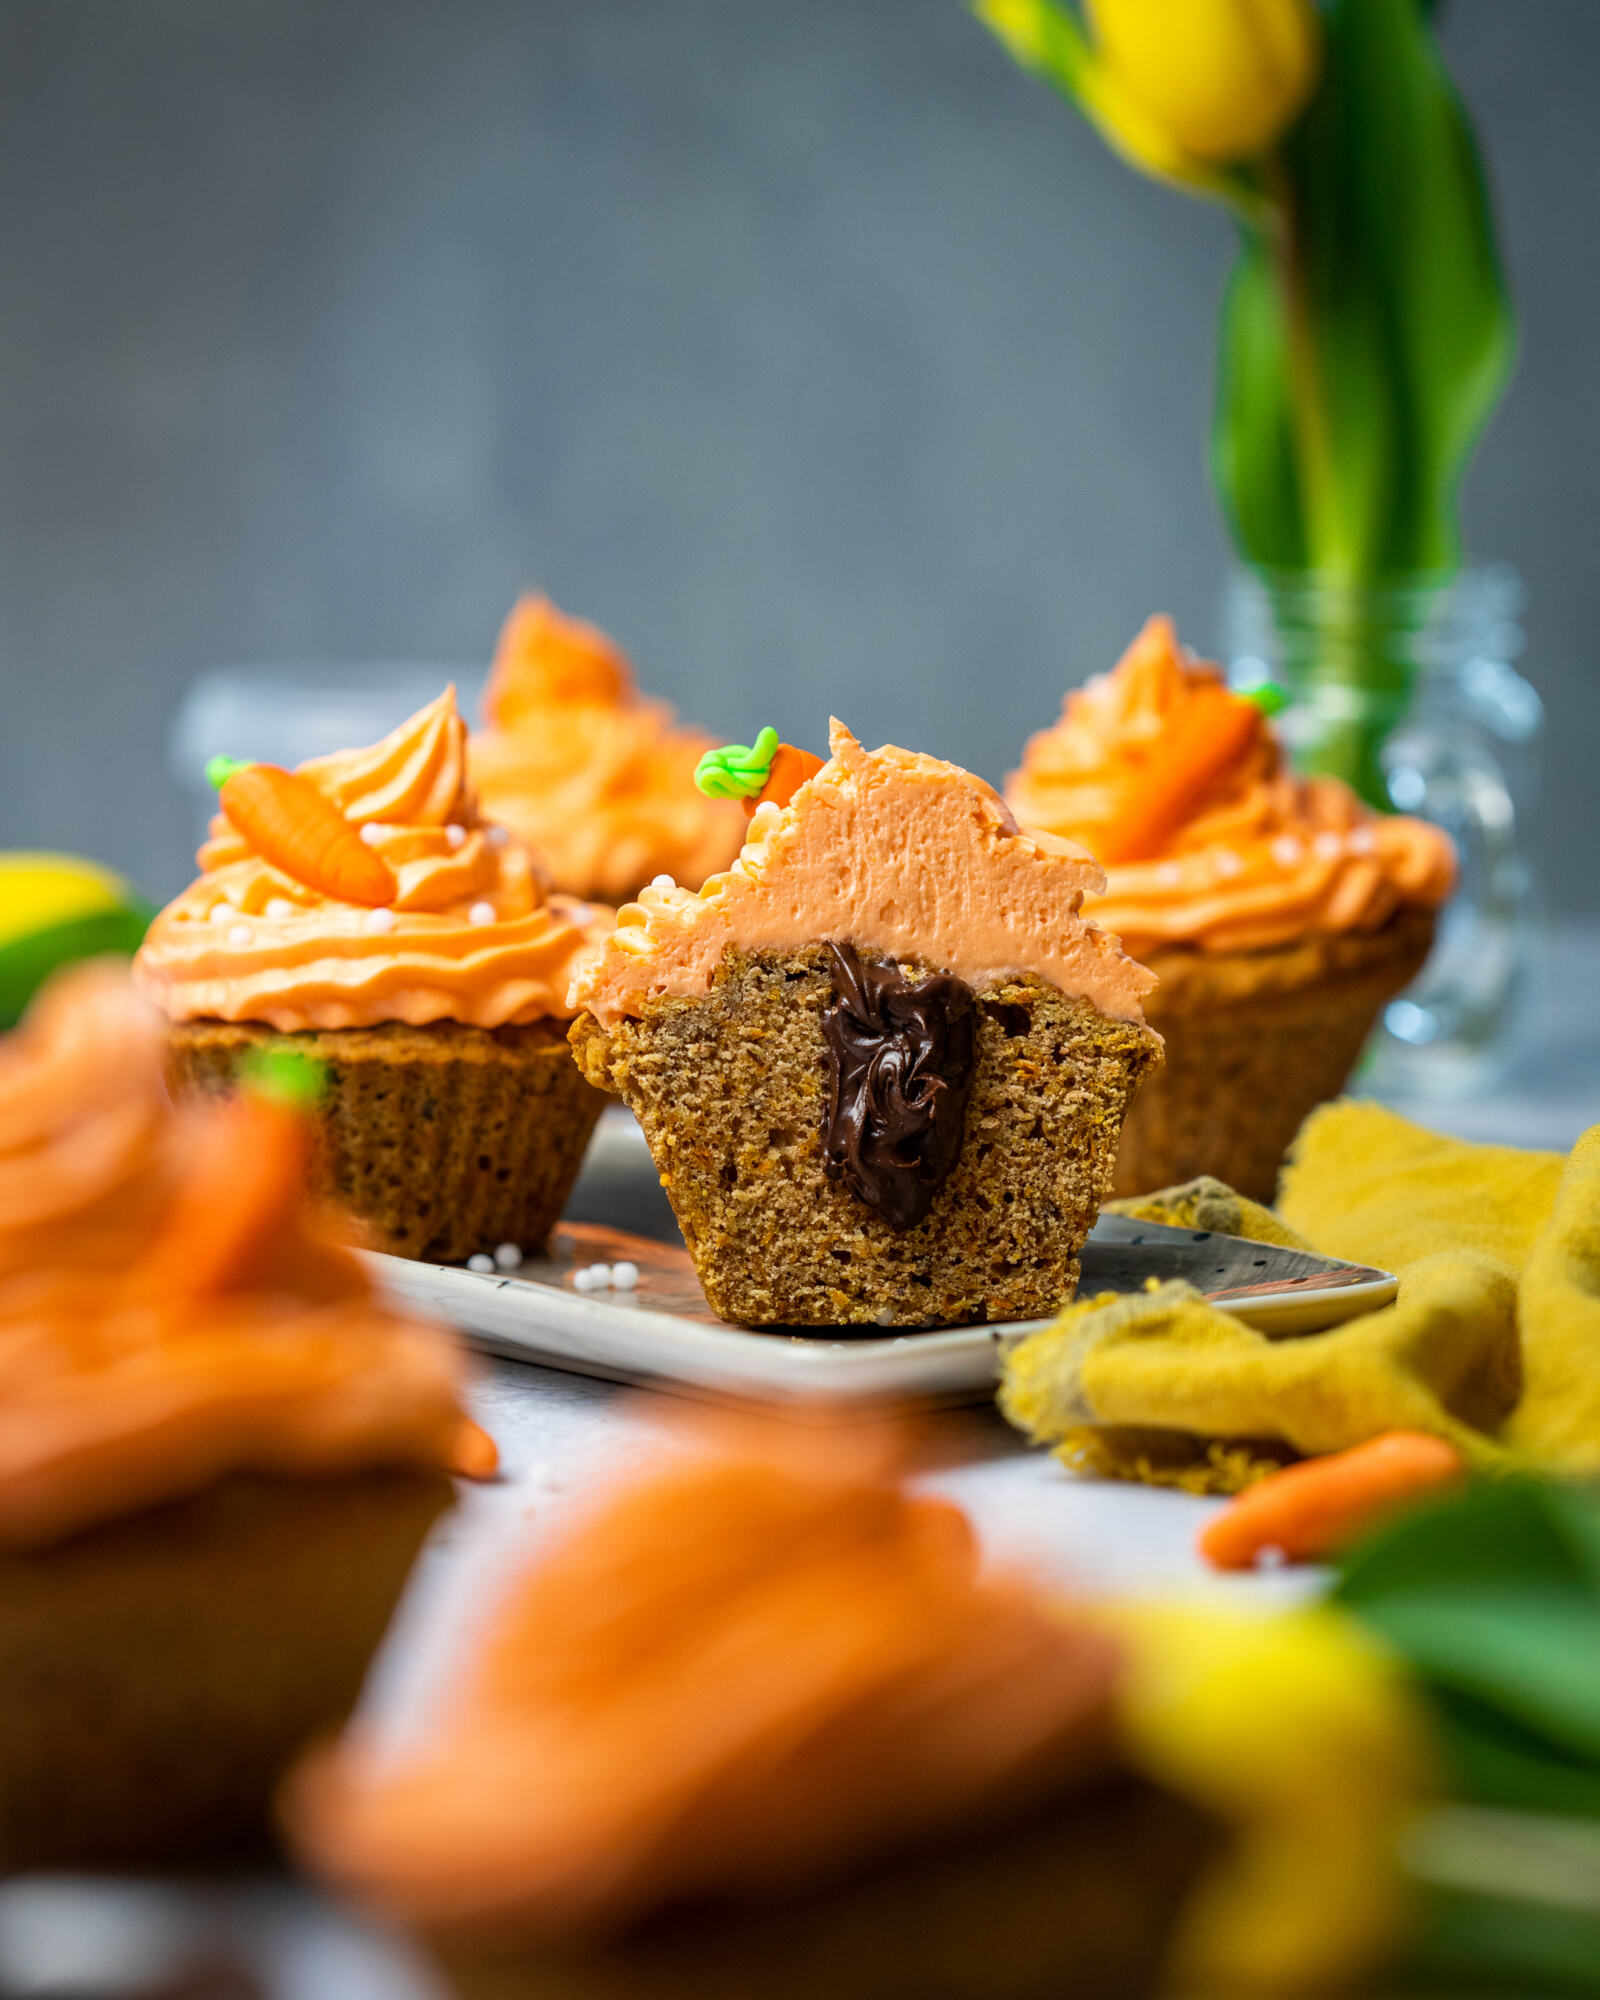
top-left (820, 941), bottom-right (978, 1232)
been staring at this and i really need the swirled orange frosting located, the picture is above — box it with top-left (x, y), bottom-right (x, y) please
top-left (0, 961), bottom-right (174, 1293)
top-left (288, 1417), bottom-right (1120, 1936)
top-left (471, 596), bottom-right (747, 903)
top-left (0, 966), bottom-right (479, 1551)
top-left (1004, 617), bottom-right (1456, 957)
top-left (573, 720), bottom-right (1155, 1027)
top-left (134, 687), bottom-right (611, 1031)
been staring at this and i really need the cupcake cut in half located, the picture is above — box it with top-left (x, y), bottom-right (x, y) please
top-left (134, 686), bottom-right (611, 1262)
top-left (0, 963), bottom-right (481, 1869)
top-left (287, 1415), bottom-right (1213, 2000)
top-left (470, 595), bottom-right (747, 904)
top-left (1006, 617), bottom-right (1456, 1203)
top-left (569, 721), bottom-right (1161, 1327)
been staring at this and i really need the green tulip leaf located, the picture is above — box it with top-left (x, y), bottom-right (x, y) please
top-left (1214, 0), bottom-right (1514, 581)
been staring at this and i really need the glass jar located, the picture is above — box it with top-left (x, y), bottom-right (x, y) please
top-left (1227, 566), bottom-right (1542, 1096)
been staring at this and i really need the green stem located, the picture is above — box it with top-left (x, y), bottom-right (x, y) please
top-left (1265, 153), bottom-right (1347, 580)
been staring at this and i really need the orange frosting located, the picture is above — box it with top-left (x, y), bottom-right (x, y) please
top-left (0, 967), bottom-right (479, 1551)
top-left (1004, 617), bottom-right (1456, 957)
top-left (134, 688), bottom-right (611, 1031)
top-left (470, 596), bottom-right (747, 903)
top-left (0, 961), bottom-right (174, 1294)
top-left (573, 720), bottom-right (1156, 1028)
top-left (288, 1418), bottom-right (1120, 1936)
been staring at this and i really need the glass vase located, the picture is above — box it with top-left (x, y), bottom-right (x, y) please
top-left (1227, 565), bottom-right (1542, 1097)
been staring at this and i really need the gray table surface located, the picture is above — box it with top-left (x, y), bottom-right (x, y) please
top-left (6, 927), bottom-right (1597, 1999)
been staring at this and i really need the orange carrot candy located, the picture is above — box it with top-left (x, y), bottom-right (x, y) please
top-left (205, 755), bottom-right (397, 907)
top-left (1198, 1431), bottom-right (1468, 1571)
top-left (1092, 678), bottom-right (1264, 865)
top-left (694, 727), bottom-right (825, 819)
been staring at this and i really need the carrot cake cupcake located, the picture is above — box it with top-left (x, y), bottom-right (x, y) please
top-left (0, 964), bottom-right (480, 1869)
top-left (568, 722), bottom-right (1161, 1326)
top-left (287, 1416), bottom-right (1212, 2000)
top-left (1006, 617), bottom-right (1456, 1202)
top-left (470, 594), bottom-right (746, 903)
top-left (134, 686), bottom-right (611, 1262)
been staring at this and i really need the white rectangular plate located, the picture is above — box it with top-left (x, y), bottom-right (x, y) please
top-left (368, 1218), bottom-right (1396, 1411)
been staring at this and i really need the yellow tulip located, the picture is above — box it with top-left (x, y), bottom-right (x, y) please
top-left (1092, 1600), bottom-right (1432, 1994)
top-left (1086, 0), bottom-right (1322, 164)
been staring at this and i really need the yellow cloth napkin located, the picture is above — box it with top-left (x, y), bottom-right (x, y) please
top-left (1002, 1100), bottom-right (1596, 1492)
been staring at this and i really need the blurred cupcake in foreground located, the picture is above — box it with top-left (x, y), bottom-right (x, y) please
top-left (135, 687), bottom-right (610, 1262)
top-left (570, 721), bottom-right (1160, 1327)
top-left (288, 1416), bottom-right (1213, 2000)
top-left (1006, 617), bottom-right (1455, 1202)
top-left (0, 964), bottom-right (483, 1869)
top-left (470, 594), bottom-right (746, 903)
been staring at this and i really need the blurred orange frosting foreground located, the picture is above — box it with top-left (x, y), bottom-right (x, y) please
top-left (134, 687), bottom-right (610, 1032)
top-left (471, 595), bottom-right (747, 904)
top-left (287, 1417), bottom-right (1120, 1936)
top-left (1004, 616), bottom-right (1456, 956)
top-left (0, 964), bottom-right (481, 1551)
top-left (572, 720), bottom-right (1156, 1028)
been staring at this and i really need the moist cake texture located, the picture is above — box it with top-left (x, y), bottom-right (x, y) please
top-left (571, 945), bottom-right (1159, 1327)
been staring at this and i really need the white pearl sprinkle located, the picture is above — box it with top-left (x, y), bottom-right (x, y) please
top-left (1271, 836), bottom-right (1304, 869)
top-left (466, 1253), bottom-right (495, 1274)
top-left (1348, 826), bottom-right (1377, 855)
top-left (209, 901), bottom-right (236, 924)
top-left (649, 874), bottom-right (676, 892)
top-left (610, 1261), bottom-right (639, 1291)
top-left (444, 824), bottom-right (467, 849)
top-left (265, 897), bottom-right (295, 920)
top-left (1214, 849), bottom-right (1245, 879)
top-left (1255, 1543), bottom-right (1290, 1570)
top-left (226, 923), bottom-right (252, 947)
top-left (468, 901), bottom-right (497, 927)
top-left (487, 824), bottom-right (510, 847)
top-left (571, 1266), bottom-right (600, 1292)
top-left (1313, 830), bottom-right (1344, 862)
top-left (1155, 861), bottom-right (1183, 889)
top-left (358, 821), bottom-right (384, 846)
top-left (365, 907), bottom-right (396, 933)
top-left (493, 1242), bottom-right (523, 1271)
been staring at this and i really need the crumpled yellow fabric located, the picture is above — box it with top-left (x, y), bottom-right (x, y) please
top-left (1003, 1100), bottom-right (1597, 1492)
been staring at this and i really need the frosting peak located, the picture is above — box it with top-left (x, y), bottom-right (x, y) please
top-left (0, 968), bottom-right (476, 1551)
top-left (572, 720), bottom-right (1155, 1027)
top-left (1005, 617), bottom-right (1456, 956)
top-left (287, 1416), bottom-right (1120, 1935)
top-left (470, 596), bottom-right (746, 904)
top-left (134, 688), bottom-right (609, 1032)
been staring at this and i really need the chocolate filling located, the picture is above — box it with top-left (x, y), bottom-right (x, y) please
top-left (820, 942), bottom-right (977, 1231)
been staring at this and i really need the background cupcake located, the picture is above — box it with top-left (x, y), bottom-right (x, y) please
top-left (570, 721), bottom-right (1160, 1327)
top-left (135, 686), bottom-right (610, 1262)
top-left (1005, 616), bottom-right (1457, 1202)
top-left (0, 964), bottom-right (476, 1869)
top-left (470, 594), bottom-right (747, 903)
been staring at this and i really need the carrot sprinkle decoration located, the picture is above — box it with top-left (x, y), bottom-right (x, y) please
top-left (206, 756), bottom-right (397, 907)
top-left (693, 730), bottom-right (824, 819)
top-left (1198, 1430), bottom-right (1467, 1571)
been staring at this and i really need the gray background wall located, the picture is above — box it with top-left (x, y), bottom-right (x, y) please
top-left (0, 0), bottom-right (1594, 909)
